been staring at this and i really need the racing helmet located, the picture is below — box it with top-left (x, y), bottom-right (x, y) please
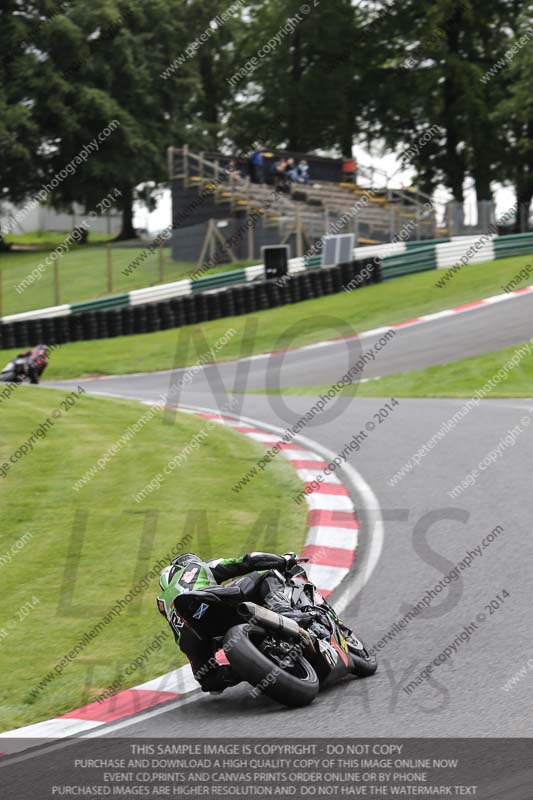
top-left (171, 553), bottom-right (203, 568)
top-left (158, 553), bottom-right (205, 611)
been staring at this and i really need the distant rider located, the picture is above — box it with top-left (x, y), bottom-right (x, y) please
top-left (16, 343), bottom-right (49, 384)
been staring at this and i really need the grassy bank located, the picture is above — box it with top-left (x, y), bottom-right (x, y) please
top-left (262, 342), bottom-right (533, 398)
top-left (0, 387), bottom-right (306, 731)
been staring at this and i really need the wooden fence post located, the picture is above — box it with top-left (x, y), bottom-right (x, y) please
top-left (159, 241), bottom-right (164, 283)
top-left (53, 254), bottom-right (60, 305)
top-left (107, 245), bottom-right (113, 293)
top-left (248, 211), bottom-right (255, 260)
top-left (296, 207), bottom-right (303, 258)
top-left (183, 144), bottom-right (189, 187)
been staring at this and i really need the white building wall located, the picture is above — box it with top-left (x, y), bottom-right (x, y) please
top-left (1, 202), bottom-right (121, 236)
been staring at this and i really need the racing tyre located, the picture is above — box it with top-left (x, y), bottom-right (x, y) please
top-left (224, 624), bottom-right (319, 708)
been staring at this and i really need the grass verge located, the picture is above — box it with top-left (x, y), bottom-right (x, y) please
top-left (259, 342), bottom-right (533, 398)
top-left (0, 387), bottom-right (306, 731)
top-left (4, 231), bottom-right (114, 247)
top-left (0, 240), bottom-right (256, 316)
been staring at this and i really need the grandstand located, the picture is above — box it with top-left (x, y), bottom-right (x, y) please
top-left (168, 146), bottom-right (436, 265)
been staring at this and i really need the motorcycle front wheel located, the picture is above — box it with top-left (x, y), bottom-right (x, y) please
top-left (223, 624), bottom-right (319, 708)
top-left (345, 633), bottom-right (378, 677)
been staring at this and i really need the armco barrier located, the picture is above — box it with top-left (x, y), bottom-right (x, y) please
top-left (380, 244), bottom-right (438, 280)
top-left (494, 232), bottom-right (533, 259)
top-left (2, 231), bottom-right (533, 346)
top-left (71, 293), bottom-right (130, 314)
top-left (379, 232), bottom-right (533, 279)
top-left (0, 260), bottom-right (381, 347)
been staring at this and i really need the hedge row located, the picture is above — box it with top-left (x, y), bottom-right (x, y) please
top-left (0, 259), bottom-right (381, 349)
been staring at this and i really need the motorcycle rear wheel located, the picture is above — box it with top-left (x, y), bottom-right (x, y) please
top-left (223, 624), bottom-right (319, 708)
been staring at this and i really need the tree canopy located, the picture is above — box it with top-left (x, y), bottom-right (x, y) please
top-left (1, 0), bottom-right (532, 237)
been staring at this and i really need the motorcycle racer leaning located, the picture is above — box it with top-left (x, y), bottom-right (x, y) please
top-left (157, 551), bottom-right (314, 693)
top-left (17, 344), bottom-right (49, 383)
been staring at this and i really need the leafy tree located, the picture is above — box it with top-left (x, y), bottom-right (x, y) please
top-left (1, 0), bottom-right (532, 243)
top-left (494, 9), bottom-right (533, 229)
top-left (372, 0), bottom-right (526, 205)
top-left (0, 1), bottom-right (43, 248)
top-left (176, 0), bottom-right (247, 151)
top-left (227, 0), bottom-right (373, 157)
top-left (26, 0), bottom-right (195, 239)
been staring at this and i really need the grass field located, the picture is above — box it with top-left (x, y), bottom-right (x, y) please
top-left (260, 341), bottom-right (533, 398)
top-left (4, 230), bottom-right (114, 247)
top-left (0, 387), bottom-right (306, 731)
top-left (0, 237), bottom-right (255, 316)
top-left (2, 252), bottom-right (532, 381)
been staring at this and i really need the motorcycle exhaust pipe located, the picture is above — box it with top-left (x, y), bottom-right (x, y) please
top-left (239, 602), bottom-right (300, 636)
top-left (239, 602), bottom-right (314, 650)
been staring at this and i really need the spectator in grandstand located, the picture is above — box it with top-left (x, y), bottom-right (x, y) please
top-left (286, 158), bottom-right (298, 182)
top-left (286, 159), bottom-right (309, 185)
top-left (270, 158), bottom-right (291, 192)
top-left (248, 145), bottom-right (265, 183)
top-left (225, 158), bottom-right (242, 189)
top-left (296, 159), bottom-right (310, 184)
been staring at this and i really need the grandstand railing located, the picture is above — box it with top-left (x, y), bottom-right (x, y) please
top-left (168, 146), bottom-right (437, 248)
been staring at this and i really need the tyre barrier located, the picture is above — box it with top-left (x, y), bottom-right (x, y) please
top-left (206, 292), bottom-right (221, 321)
top-left (0, 258), bottom-right (382, 349)
top-left (68, 314), bottom-right (83, 342)
top-left (146, 303), bottom-right (161, 334)
top-left (169, 298), bottom-right (185, 329)
top-left (194, 292), bottom-right (209, 323)
top-left (97, 311), bottom-right (109, 340)
top-left (220, 287), bottom-right (236, 318)
top-left (106, 308), bottom-right (121, 338)
top-left (320, 268), bottom-right (334, 296)
top-left (159, 301), bottom-right (175, 332)
top-left (255, 283), bottom-right (269, 311)
top-left (42, 317), bottom-right (58, 345)
top-left (232, 285), bottom-right (246, 315)
top-left (308, 269), bottom-right (321, 299)
top-left (289, 274), bottom-right (302, 304)
top-left (133, 305), bottom-right (147, 335)
top-left (55, 315), bottom-right (70, 344)
top-left (183, 295), bottom-right (197, 326)
top-left (120, 305), bottom-right (135, 337)
top-left (243, 284), bottom-right (257, 314)
top-left (265, 280), bottom-right (281, 308)
top-left (14, 322), bottom-right (29, 349)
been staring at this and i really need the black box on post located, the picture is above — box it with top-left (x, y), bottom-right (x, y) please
top-left (262, 245), bottom-right (289, 279)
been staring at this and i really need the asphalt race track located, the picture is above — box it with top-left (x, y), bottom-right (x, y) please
top-left (49, 296), bottom-right (533, 738)
top-left (60, 290), bottom-right (533, 399)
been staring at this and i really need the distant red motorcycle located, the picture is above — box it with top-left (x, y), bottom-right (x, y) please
top-left (0, 344), bottom-right (49, 384)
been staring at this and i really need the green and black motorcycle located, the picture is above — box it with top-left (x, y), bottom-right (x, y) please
top-left (173, 558), bottom-right (377, 708)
